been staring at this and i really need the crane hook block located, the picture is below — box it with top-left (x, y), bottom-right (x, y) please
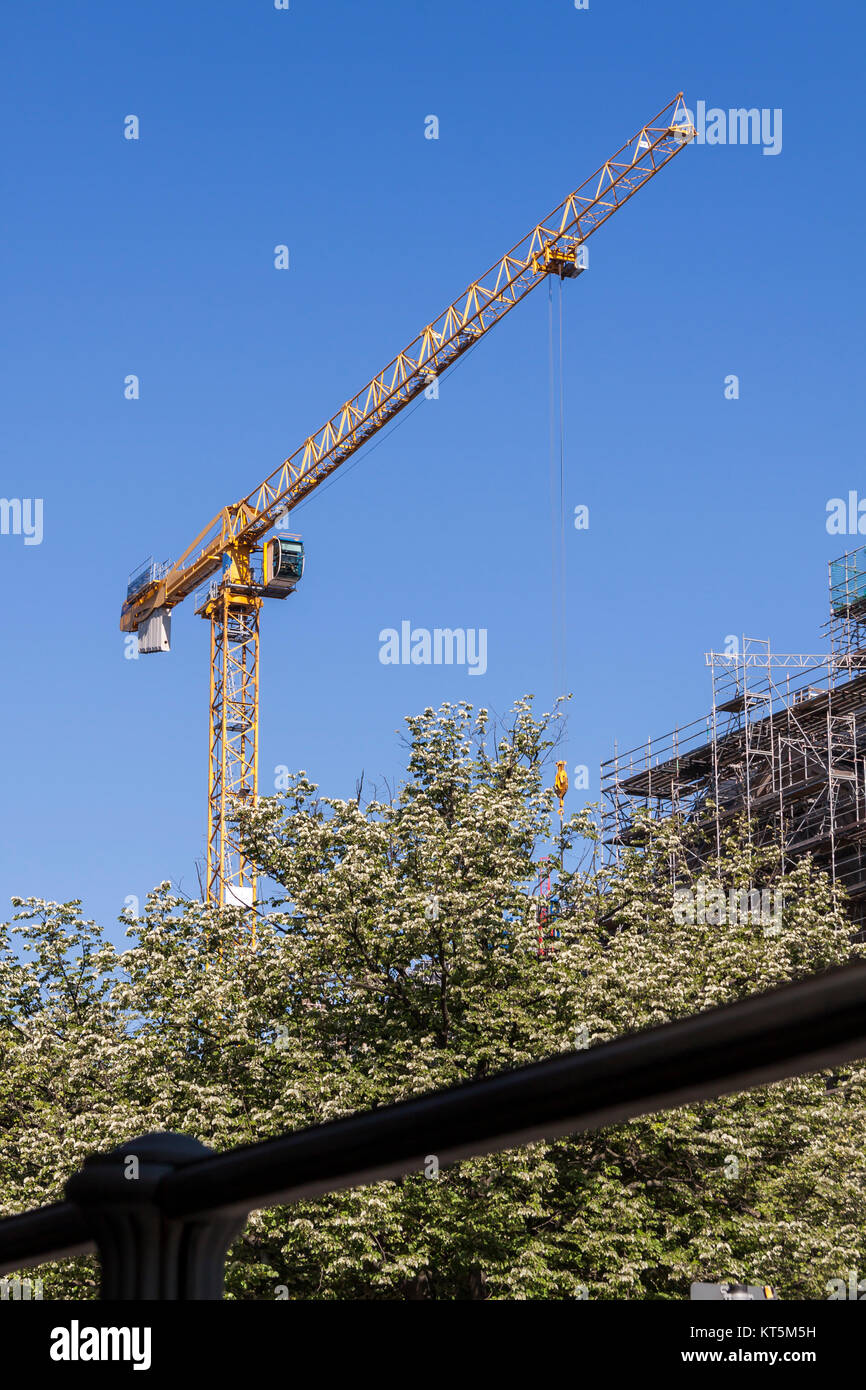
top-left (554, 760), bottom-right (569, 817)
top-left (263, 536), bottom-right (305, 598)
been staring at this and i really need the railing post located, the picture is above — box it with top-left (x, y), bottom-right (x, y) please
top-left (65, 1133), bottom-right (248, 1300)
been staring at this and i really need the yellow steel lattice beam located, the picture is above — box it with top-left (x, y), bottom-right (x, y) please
top-left (206, 585), bottom-right (261, 914)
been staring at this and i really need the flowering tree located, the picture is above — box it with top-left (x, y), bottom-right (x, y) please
top-left (1, 699), bottom-right (863, 1299)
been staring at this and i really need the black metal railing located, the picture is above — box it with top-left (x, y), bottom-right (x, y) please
top-left (3, 960), bottom-right (866, 1299)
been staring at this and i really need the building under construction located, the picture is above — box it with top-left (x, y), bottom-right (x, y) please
top-left (601, 547), bottom-right (866, 924)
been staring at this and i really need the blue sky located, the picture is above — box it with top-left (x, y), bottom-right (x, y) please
top-left (1, 1), bottom-right (864, 940)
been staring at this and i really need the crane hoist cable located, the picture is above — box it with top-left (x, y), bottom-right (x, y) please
top-left (548, 280), bottom-right (558, 700)
top-left (558, 274), bottom-right (567, 696)
top-left (118, 95), bottom-right (696, 919)
top-left (548, 275), bottom-right (568, 706)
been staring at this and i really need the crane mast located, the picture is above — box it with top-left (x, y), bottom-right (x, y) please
top-left (120, 93), bottom-right (695, 913)
top-left (204, 554), bottom-right (262, 909)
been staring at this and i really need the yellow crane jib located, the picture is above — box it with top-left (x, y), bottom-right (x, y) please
top-left (118, 93), bottom-right (694, 913)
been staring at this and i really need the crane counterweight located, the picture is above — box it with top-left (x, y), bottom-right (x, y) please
top-left (138, 608), bottom-right (172, 654)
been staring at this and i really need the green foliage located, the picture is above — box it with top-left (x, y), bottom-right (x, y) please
top-left (0, 698), bottom-right (863, 1299)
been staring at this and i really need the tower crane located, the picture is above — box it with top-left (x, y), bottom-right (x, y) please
top-left (120, 93), bottom-right (695, 913)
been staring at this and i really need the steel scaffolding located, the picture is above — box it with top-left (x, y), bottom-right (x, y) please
top-left (601, 549), bottom-right (866, 922)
